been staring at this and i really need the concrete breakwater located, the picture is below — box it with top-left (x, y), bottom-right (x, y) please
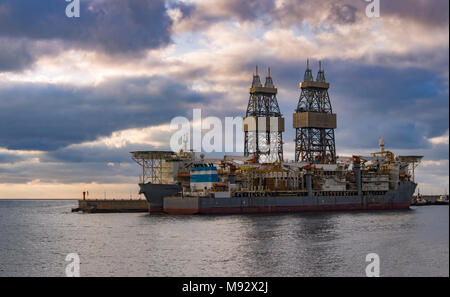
top-left (72, 199), bottom-right (149, 213)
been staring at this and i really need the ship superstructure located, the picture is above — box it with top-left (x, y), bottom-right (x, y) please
top-left (132, 62), bottom-right (423, 214)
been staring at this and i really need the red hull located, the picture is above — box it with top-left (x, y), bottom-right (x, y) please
top-left (164, 203), bottom-right (411, 215)
top-left (148, 205), bottom-right (164, 213)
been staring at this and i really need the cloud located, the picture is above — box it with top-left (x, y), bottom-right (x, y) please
top-left (0, 76), bottom-right (225, 151)
top-left (0, 152), bottom-right (24, 164)
top-left (0, 158), bottom-right (137, 184)
top-left (169, 0), bottom-right (275, 31)
top-left (173, 0), bottom-right (448, 33)
top-left (172, 0), bottom-right (357, 32)
top-left (415, 159), bottom-right (449, 194)
top-left (0, 0), bottom-right (174, 71)
top-left (0, 38), bottom-right (35, 72)
top-left (42, 125), bottom-right (174, 163)
top-left (382, 0), bottom-right (449, 27)
top-left (327, 62), bottom-right (448, 148)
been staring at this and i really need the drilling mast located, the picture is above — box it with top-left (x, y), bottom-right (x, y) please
top-left (293, 60), bottom-right (337, 163)
top-left (243, 66), bottom-right (285, 163)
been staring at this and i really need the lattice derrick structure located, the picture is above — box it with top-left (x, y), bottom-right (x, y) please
top-left (244, 67), bottom-right (284, 163)
top-left (295, 88), bottom-right (336, 162)
top-left (294, 61), bottom-right (336, 163)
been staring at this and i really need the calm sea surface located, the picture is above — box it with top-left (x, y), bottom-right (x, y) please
top-left (0, 200), bottom-right (448, 277)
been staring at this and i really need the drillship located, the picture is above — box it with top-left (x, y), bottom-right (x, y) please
top-left (131, 62), bottom-right (423, 214)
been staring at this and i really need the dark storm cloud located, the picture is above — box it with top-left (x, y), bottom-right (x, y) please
top-left (175, 0), bottom-right (448, 33)
top-left (382, 0), bottom-right (449, 27)
top-left (426, 143), bottom-right (449, 161)
top-left (0, 152), bottom-right (24, 164)
top-left (0, 0), bottom-right (176, 71)
top-left (326, 61), bottom-right (448, 147)
top-left (0, 39), bottom-right (35, 72)
top-left (272, 0), bottom-right (448, 28)
top-left (0, 0), bottom-right (172, 53)
top-left (0, 76), bottom-right (221, 151)
top-left (0, 158), bottom-right (139, 184)
top-left (0, 38), bottom-right (63, 72)
top-left (43, 143), bottom-right (159, 163)
top-left (411, 142), bottom-right (449, 162)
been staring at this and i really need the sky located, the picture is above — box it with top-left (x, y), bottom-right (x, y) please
top-left (0, 0), bottom-right (448, 198)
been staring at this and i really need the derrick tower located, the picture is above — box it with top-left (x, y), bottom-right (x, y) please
top-left (243, 66), bottom-right (285, 163)
top-left (293, 60), bottom-right (336, 163)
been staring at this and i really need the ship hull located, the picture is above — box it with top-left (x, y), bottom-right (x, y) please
top-left (164, 203), bottom-right (411, 215)
top-left (138, 183), bottom-right (181, 213)
top-left (143, 181), bottom-right (416, 215)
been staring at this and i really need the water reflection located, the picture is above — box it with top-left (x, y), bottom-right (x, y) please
top-left (0, 201), bottom-right (448, 277)
top-left (232, 213), bottom-right (344, 276)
